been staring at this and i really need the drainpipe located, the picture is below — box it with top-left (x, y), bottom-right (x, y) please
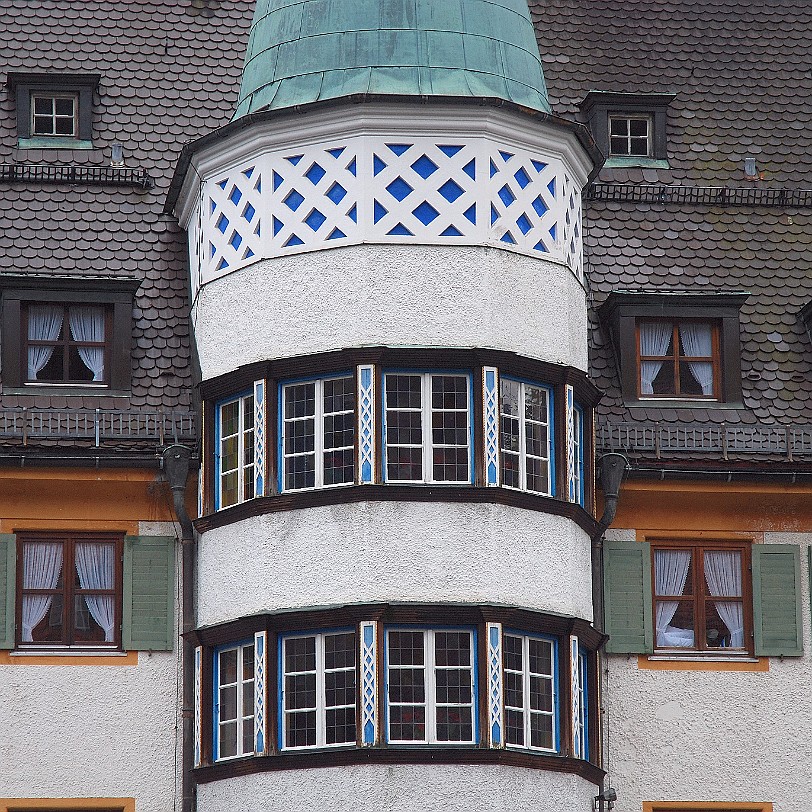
top-left (163, 444), bottom-right (195, 812)
top-left (590, 452), bottom-right (627, 812)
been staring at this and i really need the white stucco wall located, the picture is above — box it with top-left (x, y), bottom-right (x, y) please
top-left (191, 243), bottom-right (588, 380)
top-left (196, 764), bottom-right (596, 812)
top-left (0, 522), bottom-right (180, 810)
top-left (605, 532), bottom-right (812, 812)
top-left (196, 501), bottom-right (593, 627)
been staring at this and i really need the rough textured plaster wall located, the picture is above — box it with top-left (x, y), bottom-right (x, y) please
top-left (605, 532), bottom-right (812, 812)
top-left (0, 522), bottom-right (180, 809)
top-left (196, 764), bottom-right (596, 812)
top-left (197, 501), bottom-right (593, 627)
top-left (191, 243), bottom-right (588, 380)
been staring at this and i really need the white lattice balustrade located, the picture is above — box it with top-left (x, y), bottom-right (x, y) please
top-left (194, 134), bottom-right (584, 297)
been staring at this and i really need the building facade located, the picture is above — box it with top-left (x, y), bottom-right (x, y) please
top-left (2, 2), bottom-right (811, 812)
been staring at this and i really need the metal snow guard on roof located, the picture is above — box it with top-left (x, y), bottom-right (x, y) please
top-left (234, 0), bottom-right (551, 118)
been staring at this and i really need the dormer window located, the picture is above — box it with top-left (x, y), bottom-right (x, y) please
top-left (7, 72), bottom-right (99, 149)
top-left (580, 92), bottom-right (675, 168)
top-left (608, 114), bottom-right (651, 158)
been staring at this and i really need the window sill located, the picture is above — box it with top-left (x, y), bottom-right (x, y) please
top-left (625, 399), bottom-right (744, 410)
top-left (637, 654), bottom-right (768, 672)
top-left (0, 649), bottom-right (138, 666)
top-left (18, 136), bottom-right (94, 150)
top-left (3, 386), bottom-right (130, 397)
top-left (603, 156), bottom-right (669, 169)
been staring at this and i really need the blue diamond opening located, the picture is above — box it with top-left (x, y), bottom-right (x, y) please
top-left (548, 179), bottom-right (556, 197)
top-left (532, 160), bottom-right (547, 174)
top-left (242, 203), bottom-right (256, 222)
top-left (217, 179), bottom-right (227, 190)
top-left (229, 186), bottom-right (242, 205)
top-left (490, 159), bottom-right (498, 178)
top-left (348, 204), bottom-right (357, 222)
top-left (532, 196), bottom-right (548, 217)
top-left (373, 155), bottom-right (387, 175)
top-left (273, 171), bottom-right (284, 191)
top-left (439, 179), bottom-right (464, 203)
top-left (386, 177), bottom-right (413, 202)
top-left (499, 150), bottom-right (514, 162)
top-left (216, 214), bottom-right (229, 233)
top-left (327, 182), bottom-right (347, 204)
top-left (327, 147), bottom-right (345, 159)
top-left (229, 230), bottom-right (243, 249)
top-left (440, 225), bottom-right (463, 236)
top-left (491, 204), bottom-right (499, 225)
top-left (387, 223), bottom-right (413, 236)
top-left (305, 162), bottom-right (326, 185)
top-left (517, 214), bottom-right (532, 235)
top-left (305, 208), bottom-right (327, 232)
top-left (549, 223), bottom-right (557, 242)
top-left (374, 201), bottom-right (387, 224)
top-left (387, 143), bottom-right (411, 156)
top-left (243, 247), bottom-right (255, 259)
top-left (514, 168), bottom-right (531, 189)
top-left (411, 155), bottom-right (438, 179)
top-left (412, 201), bottom-right (439, 225)
top-left (348, 157), bottom-right (357, 176)
top-left (439, 144), bottom-right (463, 157)
top-left (463, 159), bottom-right (475, 180)
top-left (216, 257), bottom-right (229, 269)
top-left (501, 231), bottom-right (516, 244)
top-left (464, 204), bottom-right (476, 224)
top-left (284, 190), bottom-right (304, 211)
top-left (284, 233), bottom-right (304, 247)
top-left (273, 217), bottom-right (283, 236)
top-left (534, 240), bottom-right (548, 253)
top-left (327, 227), bottom-right (346, 240)
top-left (285, 155), bottom-right (303, 166)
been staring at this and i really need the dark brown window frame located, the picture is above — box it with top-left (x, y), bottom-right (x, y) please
top-left (16, 531), bottom-right (124, 650)
top-left (650, 538), bottom-right (753, 655)
top-left (22, 302), bottom-right (113, 386)
top-left (193, 603), bottom-right (604, 785)
top-left (7, 71), bottom-right (99, 148)
top-left (598, 291), bottom-right (748, 408)
top-left (635, 317), bottom-right (722, 400)
top-left (0, 275), bottom-right (140, 396)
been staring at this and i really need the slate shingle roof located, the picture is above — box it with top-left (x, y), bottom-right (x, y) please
top-left (0, 0), bottom-right (254, 414)
top-left (532, 0), bottom-right (812, 450)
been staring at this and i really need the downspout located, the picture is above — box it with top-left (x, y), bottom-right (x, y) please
top-left (590, 452), bottom-right (628, 812)
top-left (163, 444), bottom-right (195, 812)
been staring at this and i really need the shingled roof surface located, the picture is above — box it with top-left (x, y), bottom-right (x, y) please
top-left (0, 0), bottom-right (254, 417)
top-left (532, 1), bottom-right (812, 444)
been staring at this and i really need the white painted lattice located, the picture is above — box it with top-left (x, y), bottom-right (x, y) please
top-left (253, 379), bottom-right (266, 498)
top-left (566, 384), bottom-right (577, 503)
top-left (570, 634), bottom-right (581, 758)
top-left (357, 365), bottom-right (376, 484)
top-left (360, 621), bottom-right (377, 746)
top-left (254, 631), bottom-right (267, 754)
top-left (193, 133), bottom-right (584, 298)
top-left (487, 622), bottom-right (504, 747)
top-left (483, 367), bottom-right (499, 486)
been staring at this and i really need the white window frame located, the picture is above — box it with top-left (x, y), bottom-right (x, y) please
top-left (31, 91), bottom-right (78, 137)
top-left (502, 632), bottom-right (558, 753)
top-left (499, 378), bottom-right (554, 496)
top-left (281, 630), bottom-right (357, 751)
top-left (214, 640), bottom-right (255, 761)
top-left (576, 646), bottom-right (589, 760)
top-left (608, 113), bottom-right (652, 157)
top-left (216, 391), bottom-right (255, 510)
top-left (385, 627), bottom-right (476, 745)
top-left (280, 374), bottom-right (355, 492)
top-left (383, 372), bottom-right (472, 485)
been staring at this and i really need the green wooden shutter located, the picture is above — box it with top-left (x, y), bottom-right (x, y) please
top-left (123, 535), bottom-right (176, 651)
top-left (604, 540), bottom-right (653, 654)
top-left (0, 535), bottom-right (16, 650)
top-left (752, 544), bottom-right (803, 657)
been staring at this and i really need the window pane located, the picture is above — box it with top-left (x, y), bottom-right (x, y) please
top-left (386, 374), bottom-right (422, 408)
top-left (680, 361), bottom-right (712, 396)
top-left (219, 721), bottom-right (237, 758)
top-left (324, 448), bottom-right (354, 485)
top-left (650, 360), bottom-right (675, 395)
top-left (386, 446), bottom-right (422, 481)
top-left (629, 137), bottom-right (649, 156)
top-left (220, 401), bottom-right (239, 437)
top-left (610, 135), bottom-right (628, 155)
top-left (219, 648), bottom-right (238, 685)
top-left (436, 705), bottom-right (472, 742)
top-left (629, 118), bottom-right (648, 137)
top-left (386, 409), bottom-right (422, 445)
top-left (73, 594), bottom-right (110, 643)
top-left (242, 718), bottom-right (254, 754)
top-left (435, 668), bottom-right (472, 704)
top-left (325, 669), bottom-right (356, 707)
top-left (432, 375), bottom-right (467, 409)
top-left (526, 456), bottom-right (549, 494)
top-left (324, 632), bottom-right (355, 669)
top-left (389, 704), bottom-right (425, 741)
top-left (502, 634), bottom-right (523, 671)
top-left (242, 644), bottom-right (254, 679)
top-left (325, 706), bottom-right (356, 744)
top-left (609, 118), bottom-right (628, 137)
top-left (285, 635), bottom-right (316, 672)
top-left (656, 600), bottom-right (695, 647)
top-left (434, 631), bottom-right (470, 666)
top-left (219, 685), bottom-right (237, 721)
top-left (286, 673), bottom-right (316, 710)
top-left (55, 116), bottom-right (74, 135)
top-left (286, 710), bottom-right (317, 747)
top-left (54, 97), bottom-right (74, 116)
top-left (388, 667), bottom-right (426, 703)
top-left (34, 96), bottom-right (53, 115)
top-left (506, 708), bottom-right (524, 746)
top-left (528, 638), bottom-right (553, 676)
top-left (285, 383), bottom-right (315, 418)
top-left (705, 600), bottom-right (744, 648)
top-left (529, 712), bottom-right (554, 749)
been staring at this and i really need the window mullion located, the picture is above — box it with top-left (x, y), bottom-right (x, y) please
top-left (425, 630), bottom-right (435, 743)
top-left (65, 537), bottom-right (74, 645)
top-left (315, 380), bottom-right (324, 489)
top-left (522, 635), bottom-right (531, 748)
top-left (235, 645), bottom-right (244, 755)
top-left (316, 633), bottom-right (325, 746)
top-left (518, 383), bottom-right (527, 490)
top-left (423, 375), bottom-right (432, 484)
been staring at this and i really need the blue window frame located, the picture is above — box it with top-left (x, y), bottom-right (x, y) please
top-left (213, 639), bottom-right (256, 761)
top-left (278, 628), bottom-right (357, 750)
top-left (215, 390), bottom-right (255, 510)
top-left (382, 371), bottom-right (474, 484)
top-left (278, 373), bottom-right (355, 492)
top-left (384, 626), bottom-right (478, 744)
top-left (499, 377), bottom-right (555, 496)
top-left (574, 403), bottom-right (585, 507)
top-left (576, 645), bottom-right (589, 761)
top-left (502, 630), bottom-right (559, 753)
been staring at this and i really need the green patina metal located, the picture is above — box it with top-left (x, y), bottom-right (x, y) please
top-left (234, 0), bottom-right (551, 118)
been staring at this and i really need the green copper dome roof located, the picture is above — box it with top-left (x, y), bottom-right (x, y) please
top-left (234, 0), bottom-right (551, 118)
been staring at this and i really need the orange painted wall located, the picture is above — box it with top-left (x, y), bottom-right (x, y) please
top-left (0, 467), bottom-right (196, 534)
top-left (609, 479), bottom-right (812, 534)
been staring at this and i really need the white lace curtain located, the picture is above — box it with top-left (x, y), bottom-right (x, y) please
top-left (68, 306), bottom-right (105, 381)
top-left (679, 323), bottom-right (714, 395)
top-left (21, 542), bottom-right (63, 642)
top-left (704, 550), bottom-right (744, 647)
top-left (654, 549), bottom-right (693, 647)
top-left (639, 322), bottom-right (672, 394)
top-left (27, 304), bottom-right (64, 381)
top-left (75, 542), bottom-right (116, 642)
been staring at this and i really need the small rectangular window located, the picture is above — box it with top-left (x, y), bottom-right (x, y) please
top-left (576, 646), bottom-right (589, 760)
top-left (502, 632), bottom-right (558, 752)
top-left (214, 641), bottom-right (255, 760)
top-left (281, 630), bottom-right (357, 749)
top-left (609, 114), bottom-right (651, 157)
top-left (18, 533), bottom-right (121, 648)
top-left (24, 303), bottom-right (109, 384)
top-left (638, 320), bottom-right (720, 399)
top-left (500, 379), bottom-right (553, 495)
top-left (652, 541), bottom-right (750, 653)
top-left (386, 628), bottom-right (476, 744)
top-left (216, 393), bottom-right (255, 509)
top-left (384, 372), bottom-right (472, 484)
top-left (281, 375), bottom-right (355, 491)
top-left (31, 92), bottom-right (78, 137)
